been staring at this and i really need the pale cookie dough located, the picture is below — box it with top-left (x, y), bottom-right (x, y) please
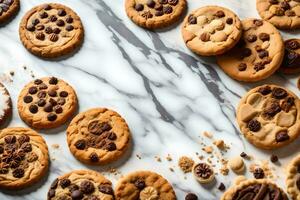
top-left (115, 171), bottom-right (176, 200)
top-left (125, 0), bottom-right (187, 29)
top-left (237, 84), bottom-right (300, 149)
top-left (19, 3), bottom-right (84, 58)
top-left (67, 108), bottom-right (131, 165)
top-left (0, 127), bottom-right (49, 189)
top-left (221, 179), bottom-right (288, 200)
top-left (192, 162), bottom-right (215, 184)
top-left (0, 0), bottom-right (19, 23)
top-left (181, 5), bottom-right (242, 56)
top-left (229, 157), bottom-right (245, 174)
top-left (257, 0), bottom-right (300, 29)
top-left (280, 38), bottom-right (300, 74)
top-left (0, 82), bottom-right (12, 127)
top-left (217, 18), bottom-right (284, 82)
top-left (286, 154), bottom-right (300, 200)
top-left (47, 170), bottom-right (114, 200)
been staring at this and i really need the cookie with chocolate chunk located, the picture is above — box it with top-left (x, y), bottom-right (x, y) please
top-left (237, 85), bottom-right (300, 149)
top-left (0, 82), bottom-right (12, 127)
top-left (19, 3), bottom-right (84, 58)
top-left (47, 170), bottom-right (114, 200)
top-left (280, 39), bottom-right (300, 74)
top-left (182, 6), bottom-right (242, 56)
top-left (0, 127), bottom-right (49, 189)
top-left (257, 0), bottom-right (300, 30)
top-left (17, 77), bottom-right (78, 129)
top-left (0, 0), bottom-right (20, 24)
top-left (125, 0), bottom-right (187, 29)
top-left (115, 171), bottom-right (176, 200)
top-left (67, 108), bottom-right (131, 165)
top-left (286, 154), bottom-right (300, 199)
top-left (221, 179), bottom-right (288, 200)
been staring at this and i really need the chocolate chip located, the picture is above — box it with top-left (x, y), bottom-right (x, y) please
top-left (12, 168), bottom-right (24, 178)
top-left (47, 113), bottom-right (57, 121)
top-left (238, 63), bottom-right (247, 71)
top-left (37, 91), bottom-right (46, 99)
top-left (185, 193), bottom-right (198, 200)
top-left (49, 15), bottom-right (57, 22)
top-left (36, 32), bottom-right (45, 40)
top-left (240, 152), bottom-right (248, 158)
top-left (75, 139), bottom-right (86, 150)
top-left (23, 95), bottom-right (33, 103)
top-left (194, 163), bottom-right (213, 179)
top-left (270, 155), bottom-right (278, 163)
top-left (60, 178), bottom-right (71, 188)
top-left (135, 3), bottom-right (144, 11)
top-left (80, 180), bottom-right (95, 194)
top-left (21, 142), bottom-right (32, 152)
top-left (26, 24), bottom-right (35, 32)
top-left (66, 25), bottom-right (74, 31)
top-left (141, 11), bottom-right (153, 19)
top-left (155, 4), bottom-right (163, 11)
top-left (10, 160), bottom-right (20, 168)
top-left (272, 88), bottom-right (287, 99)
top-left (281, 97), bottom-right (295, 112)
top-left (57, 98), bottom-right (66, 105)
top-left (147, 0), bottom-right (156, 8)
top-left (215, 10), bottom-right (225, 18)
top-left (286, 40), bottom-right (300, 50)
top-left (89, 152), bottom-right (99, 162)
top-left (49, 98), bottom-right (57, 106)
top-left (43, 4), bottom-right (52, 10)
top-left (226, 17), bottom-right (233, 24)
top-left (28, 86), bottom-right (38, 94)
top-left (44, 103), bottom-right (53, 112)
top-left (34, 79), bottom-right (43, 85)
top-left (259, 33), bottom-right (270, 41)
top-left (56, 19), bottom-right (65, 26)
top-left (269, 0), bottom-right (278, 4)
top-left (39, 83), bottom-right (48, 90)
top-left (200, 32), bottom-right (210, 42)
top-left (37, 99), bottom-right (46, 107)
top-left (246, 34), bottom-right (257, 43)
top-left (48, 89), bottom-right (57, 97)
top-left (49, 77), bottom-right (58, 85)
top-left (134, 179), bottom-right (146, 190)
top-left (49, 33), bottom-right (59, 42)
top-left (258, 86), bottom-right (272, 95)
top-left (280, 1), bottom-right (290, 10)
top-left (254, 62), bottom-right (265, 72)
top-left (54, 105), bottom-right (63, 114)
top-left (39, 11), bottom-right (48, 19)
top-left (276, 130), bottom-right (290, 142)
top-left (168, 0), bottom-right (178, 5)
top-left (51, 178), bottom-right (59, 189)
top-left (108, 132), bottom-right (117, 140)
top-left (5, 135), bottom-right (16, 144)
top-left (254, 19), bottom-right (263, 26)
top-left (263, 101), bottom-right (281, 118)
top-left (48, 189), bottom-right (56, 198)
top-left (218, 183), bottom-right (226, 191)
top-left (66, 16), bottom-right (73, 23)
top-left (0, 145), bottom-right (3, 154)
top-left (240, 48), bottom-right (252, 58)
top-left (248, 119), bottom-right (261, 132)
top-left (32, 18), bottom-right (40, 25)
top-left (58, 9), bottom-right (66, 16)
top-left (258, 50), bottom-right (269, 59)
top-left (88, 121), bottom-right (111, 135)
top-left (98, 184), bottom-right (114, 195)
top-left (29, 104), bottom-right (38, 114)
top-left (188, 15), bottom-right (197, 24)
top-left (106, 142), bottom-right (116, 151)
top-left (253, 168), bottom-right (264, 179)
top-left (163, 6), bottom-right (173, 14)
top-left (71, 190), bottom-right (83, 200)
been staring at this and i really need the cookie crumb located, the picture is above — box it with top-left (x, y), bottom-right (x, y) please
top-left (155, 156), bottom-right (161, 162)
top-left (220, 165), bottom-right (229, 176)
top-left (185, 193), bottom-right (198, 200)
top-left (202, 146), bottom-right (213, 154)
top-left (270, 155), bottom-right (278, 163)
top-left (178, 156), bottom-right (195, 173)
top-left (51, 144), bottom-right (60, 149)
top-left (166, 154), bottom-right (172, 161)
top-left (203, 131), bottom-right (213, 139)
top-left (9, 71), bottom-right (14, 76)
top-left (213, 140), bottom-right (225, 149)
top-left (218, 182), bottom-right (226, 191)
top-left (169, 167), bottom-right (174, 172)
top-left (136, 154), bottom-right (142, 159)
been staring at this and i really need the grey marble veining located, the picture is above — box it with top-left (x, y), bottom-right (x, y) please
top-left (0, 0), bottom-right (299, 199)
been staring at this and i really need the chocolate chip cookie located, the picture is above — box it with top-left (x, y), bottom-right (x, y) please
top-left (0, 82), bottom-right (12, 127)
top-left (0, 0), bottom-right (20, 23)
top-left (237, 85), bottom-right (300, 149)
top-left (280, 38), bottom-right (300, 74)
top-left (217, 19), bottom-right (284, 82)
top-left (181, 6), bottom-right (242, 56)
top-left (286, 154), bottom-right (300, 199)
top-left (125, 0), bottom-right (187, 29)
top-left (17, 77), bottom-right (78, 129)
top-left (221, 179), bottom-right (288, 200)
top-left (115, 171), bottom-right (176, 200)
top-left (257, 0), bottom-right (300, 30)
top-left (67, 108), bottom-right (131, 165)
top-left (47, 170), bottom-right (114, 200)
top-left (0, 127), bottom-right (49, 189)
top-left (19, 3), bottom-right (84, 58)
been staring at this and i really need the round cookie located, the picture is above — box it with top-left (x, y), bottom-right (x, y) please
top-left (47, 170), bottom-right (114, 200)
top-left (19, 3), bottom-right (84, 58)
top-left (0, 127), bottom-right (49, 189)
top-left (237, 84), bottom-right (300, 149)
top-left (17, 77), bottom-right (78, 129)
top-left (115, 171), bottom-right (176, 200)
top-left (181, 6), bottom-right (242, 56)
top-left (257, 0), bottom-right (300, 30)
top-left (0, 82), bottom-right (12, 127)
top-left (221, 179), bottom-right (288, 200)
top-left (217, 18), bottom-right (284, 82)
top-left (286, 154), bottom-right (300, 199)
top-left (125, 0), bottom-right (187, 29)
top-left (0, 0), bottom-right (20, 23)
top-left (280, 38), bottom-right (300, 74)
top-left (67, 108), bottom-right (131, 165)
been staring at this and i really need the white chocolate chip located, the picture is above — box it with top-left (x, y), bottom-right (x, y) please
top-left (276, 111), bottom-right (296, 127)
top-left (197, 15), bottom-right (208, 26)
top-left (210, 19), bottom-right (225, 31)
top-left (239, 104), bottom-right (258, 122)
top-left (210, 31), bottom-right (227, 42)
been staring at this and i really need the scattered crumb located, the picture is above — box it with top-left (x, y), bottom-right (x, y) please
top-left (213, 140), bottom-right (225, 149)
top-left (51, 144), bottom-right (60, 149)
top-left (220, 165), bottom-right (229, 176)
top-left (23, 65), bottom-right (27, 70)
top-left (166, 154), bottom-right (172, 161)
top-left (178, 156), bottom-right (195, 173)
top-left (202, 146), bottom-right (213, 154)
top-left (136, 154), bottom-right (142, 159)
top-left (203, 131), bottom-right (213, 139)
top-left (169, 167), bottom-right (174, 172)
top-left (155, 156), bottom-right (161, 162)
top-left (9, 71), bottom-right (14, 76)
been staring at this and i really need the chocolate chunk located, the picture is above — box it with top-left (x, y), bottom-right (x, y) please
top-left (27, 24), bottom-right (35, 32)
top-left (269, 0), bottom-right (278, 4)
top-left (0, 145), bottom-right (4, 154)
top-left (37, 99), bottom-right (46, 107)
top-left (49, 15), bottom-right (57, 22)
top-left (270, 155), bottom-right (278, 163)
top-left (259, 33), bottom-right (270, 41)
top-left (280, 1), bottom-right (290, 10)
top-left (188, 15), bottom-right (197, 24)
top-left (263, 101), bottom-right (281, 118)
top-left (108, 132), bottom-right (117, 140)
top-left (281, 97), bottom-right (294, 112)
top-left (168, 0), bottom-right (178, 5)
top-left (4, 135), bottom-right (16, 144)
top-left (194, 163), bottom-right (213, 179)
top-left (215, 10), bottom-right (225, 18)
top-left (238, 63), bottom-right (247, 71)
top-left (60, 178), bottom-right (71, 188)
top-left (47, 113), bottom-right (57, 121)
top-left (163, 6), bottom-right (173, 14)
top-left (258, 50), bottom-right (269, 59)
top-left (54, 105), bottom-right (63, 114)
top-left (49, 98), bottom-right (57, 106)
top-left (254, 62), bottom-right (265, 72)
top-left (37, 91), bottom-right (47, 98)
top-left (134, 179), bottom-right (146, 190)
top-left (89, 152), bottom-right (99, 162)
top-left (276, 130), bottom-right (290, 142)
top-left (27, 152), bottom-right (38, 162)
top-left (272, 88), bottom-right (287, 99)
top-left (88, 121), bottom-right (111, 135)
top-left (58, 9), bottom-right (66, 16)
top-left (71, 190), bottom-right (83, 200)
top-left (254, 19), bottom-right (263, 26)
top-left (43, 4), bottom-right (52, 10)
top-left (48, 89), bottom-right (57, 97)
top-left (49, 33), bottom-right (59, 42)
top-left (10, 160), bottom-right (20, 168)
top-left (147, 0), bottom-right (156, 8)
top-left (135, 3), bottom-right (144, 11)
top-left (39, 83), bottom-right (48, 90)
top-left (240, 48), bottom-right (252, 58)
top-left (28, 86), bottom-right (38, 94)
top-left (66, 16), bottom-right (73, 23)
top-left (248, 119), bottom-right (261, 132)
top-left (253, 168), bottom-right (264, 179)
top-left (286, 40), bottom-right (300, 50)
top-left (49, 77), bottom-right (58, 85)
top-left (80, 180), bottom-right (95, 194)
top-left (240, 152), bottom-right (248, 158)
top-left (106, 142), bottom-right (116, 151)
top-left (57, 98), bottom-right (66, 105)
top-left (48, 189), bottom-right (56, 198)
top-left (44, 103), bottom-right (53, 112)
top-left (29, 104), bottom-right (38, 113)
top-left (141, 11), bottom-right (153, 19)
top-left (297, 165), bottom-right (300, 173)
top-left (36, 32), bottom-right (45, 40)
top-left (34, 79), bottom-right (43, 85)
top-left (75, 139), bottom-right (86, 150)
top-left (32, 18), bottom-right (40, 25)
top-left (98, 184), bottom-right (114, 195)
top-left (12, 168), bottom-right (25, 178)
top-left (56, 19), bottom-right (65, 27)
top-left (258, 86), bottom-right (272, 95)
top-left (200, 32), bottom-right (210, 42)
top-left (21, 142), bottom-right (32, 152)
top-left (185, 193), bottom-right (198, 200)
top-left (39, 11), bottom-right (48, 19)
top-left (285, 51), bottom-right (299, 67)
top-left (23, 95), bottom-right (33, 103)
top-left (246, 34), bottom-right (257, 43)
top-left (226, 17), bottom-right (233, 24)
top-left (218, 183), bottom-right (226, 191)
top-left (51, 178), bottom-right (59, 189)
top-left (66, 25), bottom-right (74, 31)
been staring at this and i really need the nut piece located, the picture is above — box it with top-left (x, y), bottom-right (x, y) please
top-left (192, 163), bottom-right (215, 184)
top-left (229, 156), bottom-right (245, 174)
top-left (139, 186), bottom-right (159, 200)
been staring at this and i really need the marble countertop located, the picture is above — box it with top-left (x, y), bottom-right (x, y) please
top-left (0, 0), bottom-right (299, 199)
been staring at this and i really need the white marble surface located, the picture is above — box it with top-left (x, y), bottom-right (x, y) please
top-left (0, 0), bottom-right (300, 199)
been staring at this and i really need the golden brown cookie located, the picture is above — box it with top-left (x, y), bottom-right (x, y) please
top-left (221, 179), bottom-right (288, 200)
top-left (0, 82), bottom-right (12, 126)
top-left (237, 84), bottom-right (300, 149)
top-left (0, 0), bottom-right (20, 23)
top-left (280, 39), bottom-right (300, 74)
top-left (47, 170), bottom-right (114, 200)
top-left (286, 154), bottom-right (300, 200)
top-left (125, 0), bottom-right (187, 29)
top-left (0, 127), bottom-right (49, 189)
top-left (217, 18), bottom-right (284, 82)
top-left (181, 5), bottom-right (242, 56)
top-left (19, 3), bottom-right (84, 58)
top-left (17, 77), bottom-right (78, 129)
top-left (115, 171), bottom-right (176, 200)
top-left (67, 108), bottom-right (131, 165)
top-left (257, 0), bottom-right (300, 30)
top-left (192, 162), bottom-right (215, 184)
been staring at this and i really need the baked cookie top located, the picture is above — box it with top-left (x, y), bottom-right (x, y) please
top-left (0, 127), bottom-right (49, 189)
top-left (257, 0), bottom-right (300, 29)
top-left (0, 0), bottom-right (20, 23)
top-left (217, 18), bottom-right (284, 82)
top-left (115, 171), bottom-right (176, 200)
top-left (181, 5), bottom-right (242, 56)
top-left (125, 0), bottom-right (187, 29)
top-left (19, 3), bottom-right (84, 58)
top-left (280, 38), bottom-right (300, 74)
top-left (67, 108), bottom-right (131, 165)
top-left (17, 77), bottom-right (78, 129)
top-left (286, 154), bottom-right (300, 199)
top-left (47, 170), bottom-right (114, 200)
top-left (221, 179), bottom-right (288, 200)
top-left (0, 82), bottom-right (12, 127)
top-left (237, 85), bottom-right (300, 149)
